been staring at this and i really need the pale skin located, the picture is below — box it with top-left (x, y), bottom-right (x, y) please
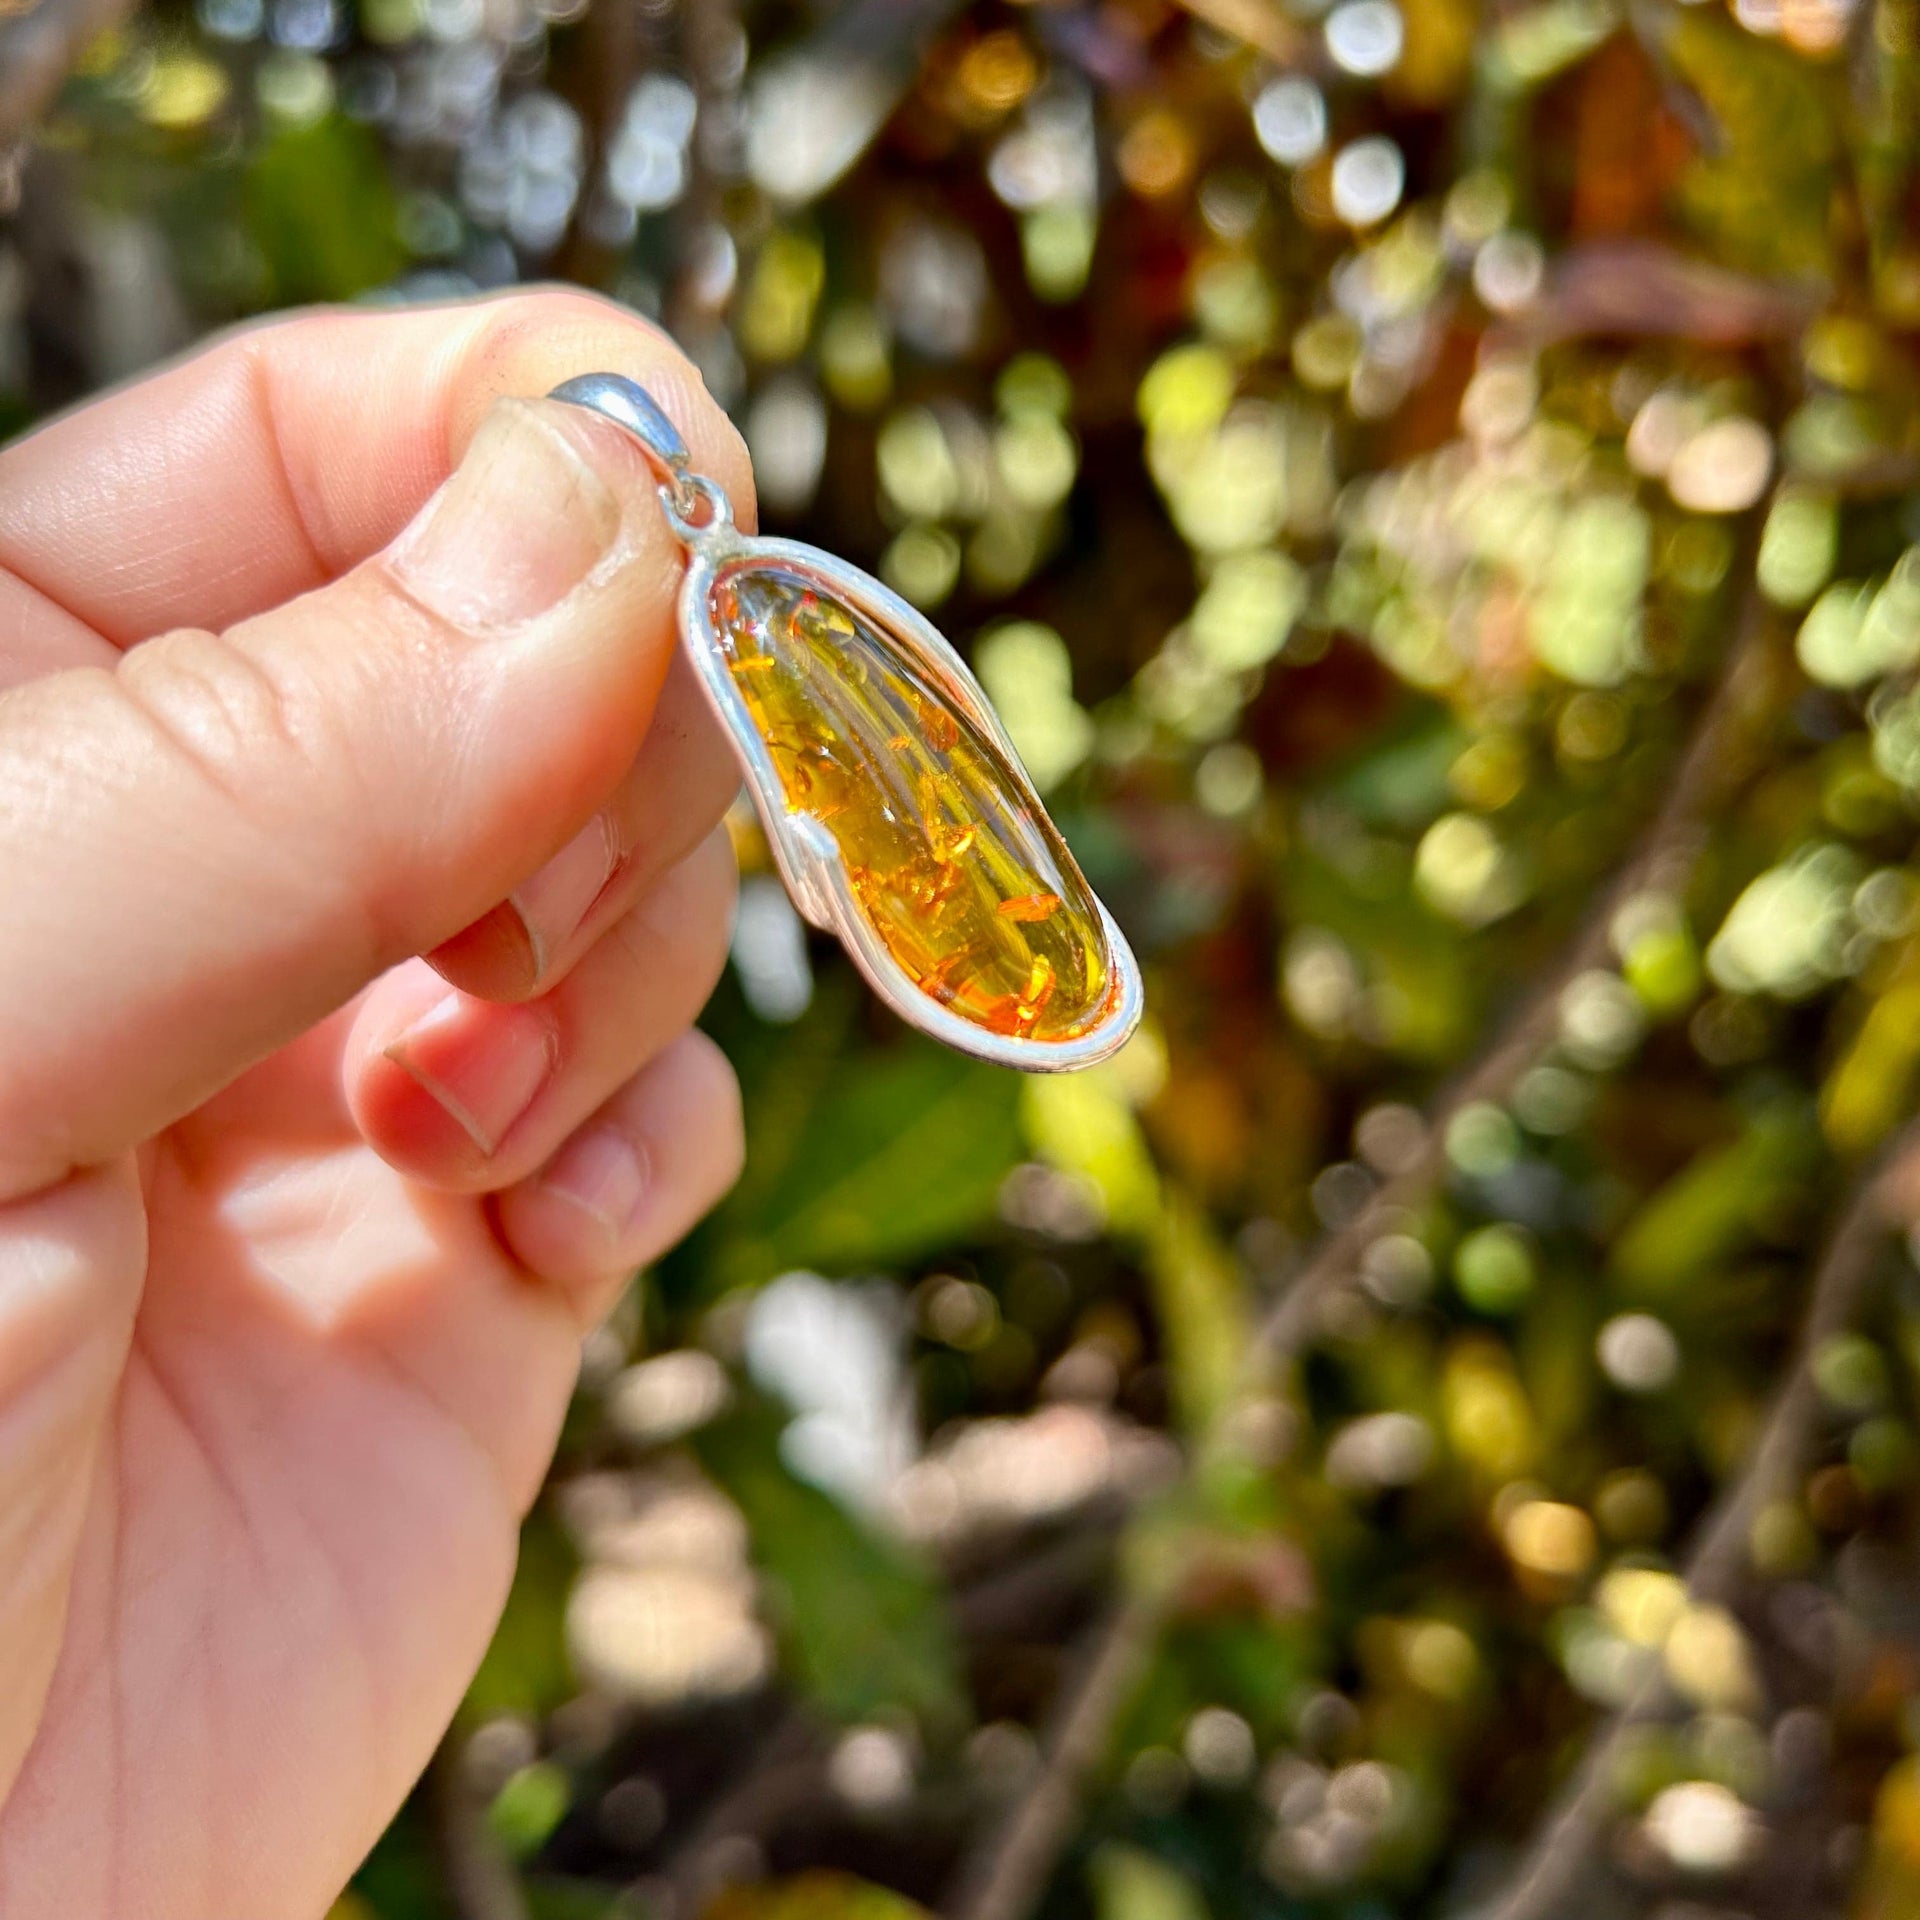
top-left (0, 289), bottom-right (757, 1916)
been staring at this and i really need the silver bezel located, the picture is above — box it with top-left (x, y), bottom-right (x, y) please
top-left (678, 524), bottom-right (1144, 1073)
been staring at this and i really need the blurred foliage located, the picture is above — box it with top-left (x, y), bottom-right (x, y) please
top-left (27, 0), bottom-right (1920, 1915)
top-left (695, 1388), bottom-right (967, 1728)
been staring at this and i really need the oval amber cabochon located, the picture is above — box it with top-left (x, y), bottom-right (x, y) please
top-left (710, 561), bottom-right (1117, 1044)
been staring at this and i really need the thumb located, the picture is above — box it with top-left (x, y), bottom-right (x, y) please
top-left (0, 391), bottom-right (721, 1201)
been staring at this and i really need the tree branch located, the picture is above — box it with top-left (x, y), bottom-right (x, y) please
top-left (1468, 1111), bottom-right (1920, 1920)
top-left (938, 585), bottom-right (1778, 1920)
top-left (942, 1593), bottom-right (1161, 1920)
top-left (1166, 0), bottom-right (1310, 62)
top-left (1253, 584), bottom-right (1776, 1366)
top-left (430, 1740), bottom-right (533, 1920)
top-left (656, 1708), bottom-right (822, 1916)
top-left (0, 0), bottom-right (142, 155)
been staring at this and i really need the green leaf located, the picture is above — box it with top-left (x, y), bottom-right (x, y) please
top-left (1322, 706), bottom-right (1469, 830)
top-left (1023, 1072), bottom-right (1249, 1432)
top-left (1022, 1069), bottom-right (1160, 1235)
top-left (348, 1800), bottom-right (455, 1920)
top-left (695, 1393), bottom-right (964, 1729)
top-left (1284, 847), bottom-right (1479, 1062)
top-left (1666, 12), bottom-right (1839, 282)
top-left (1090, 1845), bottom-right (1212, 1920)
top-left (1144, 1189), bottom-right (1249, 1435)
top-left (523, 1883), bottom-right (624, 1920)
top-left (1822, 978), bottom-right (1920, 1155)
top-left (1610, 1102), bottom-right (1820, 1297)
top-left (703, 1033), bottom-right (1022, 1291)
top-left (246, 115), bottom-right (404, 303)
top-left (707, 1872), bottom-right (932, 1920)
top-left (464, 1512), bottom-right (575, 1721)
top-left (487, 1761), bottom-right (570, 1861)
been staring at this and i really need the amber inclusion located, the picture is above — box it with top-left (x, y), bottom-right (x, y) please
top-left (711, 563), bottom-right (1116, 1044)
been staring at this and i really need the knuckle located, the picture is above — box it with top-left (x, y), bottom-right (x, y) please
top-left (111, 624), bottom-right (401, 965)
top-left (114, 625), bottom-right (322, 817)
top-left (182, 307), bottom-right (327, 390)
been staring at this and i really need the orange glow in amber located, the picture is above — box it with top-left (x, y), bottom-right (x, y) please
top-left (711, 563), bottom-right (1115, 1043)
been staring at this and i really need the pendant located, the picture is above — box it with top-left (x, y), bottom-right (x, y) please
top-left (551, 373), bottom-right (1142, 1073)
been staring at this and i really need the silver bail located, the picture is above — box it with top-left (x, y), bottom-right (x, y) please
top-left (548, 372), bottom-right (731, 547)
top-left (549, 372), bottom-right (689, 474)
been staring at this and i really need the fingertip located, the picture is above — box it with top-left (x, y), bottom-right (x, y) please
top-left (494, 1029), bottom-right (743, 1326)
top-left (677, 1029), bottom-right (746, 1185)
top-left (424, 898), bottom-right (542, 1004)
top-left (350, 833), bottom-right (736, 1195)
top-left (346, 968), bottom-right (561, 1179)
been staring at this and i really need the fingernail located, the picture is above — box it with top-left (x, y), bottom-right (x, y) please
top-left (509, 814), bottom-right (622, 982)
top-left (391, 399), bottom-right (620, 631)
top-left (539, 1124), bottom-right (650, 1240)
top-left (383, 993), bottom-right (557, 1156)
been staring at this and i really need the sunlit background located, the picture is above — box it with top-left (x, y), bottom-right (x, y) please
top-left (13, 0), bottom-right (1920, 1913)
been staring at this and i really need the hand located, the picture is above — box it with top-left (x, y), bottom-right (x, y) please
top-left (0, 289), bottom-right (754, 1917)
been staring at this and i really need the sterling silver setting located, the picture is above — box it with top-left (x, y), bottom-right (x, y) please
top-left (551, 372), bottom-right (1144, 1074)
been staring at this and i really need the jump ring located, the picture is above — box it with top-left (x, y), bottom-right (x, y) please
top-left (661, 472), bottom-right (733, 546)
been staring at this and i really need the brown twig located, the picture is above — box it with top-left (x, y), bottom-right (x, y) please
top-left (1515, 242), bottom-right (1822, 349)
top-left (950, 1504), bottom-right (1125, 1644)
top-left (1469, 1111), bottom-right (1920, 1920)
top-left (943, 1594), bottom-right (1162, 1920)
top-left (0, 0), bottom-right (141, 154)
top-left (1253, 581), bottom-right (1776, 1366)
top-left (658, 1708), bottom-right (823, 1917)
top-left (642, 1507), bottom-right (1130, 1916)
top-left (549, 0), bottom-right (647, 287)
top-left (662, 0), bottom-right (740, 350)
top-left (939, 584), bottom-right (1778, 1920)
top-left (430, 1739), bottom-right (534, 1920)
top-left (1167, 0), bottom-right (1310, 62)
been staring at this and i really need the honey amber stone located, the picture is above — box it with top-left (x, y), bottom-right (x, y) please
top-left (712, 563), bottom-right (1116, 1043)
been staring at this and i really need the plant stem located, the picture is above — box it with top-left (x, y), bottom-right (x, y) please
top-left (1470, 1111), bottom-right (1920, 1920)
